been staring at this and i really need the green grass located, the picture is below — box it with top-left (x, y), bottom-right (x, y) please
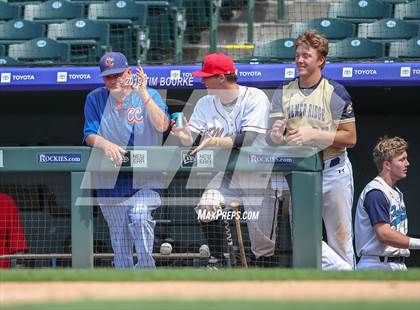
top-left (2, 300), bottom-right (420, 310)
top-left (1, 268), bottom-right (419, 282)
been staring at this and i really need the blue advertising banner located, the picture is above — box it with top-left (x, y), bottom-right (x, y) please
top-left (0, 62), bottom-right (419, 91)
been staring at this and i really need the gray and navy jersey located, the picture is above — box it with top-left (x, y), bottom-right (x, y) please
top-left (355, 176), bottom-right (409, 258)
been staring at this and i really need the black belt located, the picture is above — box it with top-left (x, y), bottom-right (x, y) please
top-left (329, 157), bottom-right (340, 168)
top-left (379, 256), bottom-right (406, 263)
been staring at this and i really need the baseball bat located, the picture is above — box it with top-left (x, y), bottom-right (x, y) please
top-left (231, 202), bottom-right (248, 268)
top-left (221, 202), bottom-right (237, 267)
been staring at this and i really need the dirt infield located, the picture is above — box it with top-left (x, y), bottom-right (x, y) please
top-left (1, 281), bottom-right (419, 305)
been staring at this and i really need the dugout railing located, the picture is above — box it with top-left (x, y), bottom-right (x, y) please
top-left (0, 146), bottom-right (322, 269)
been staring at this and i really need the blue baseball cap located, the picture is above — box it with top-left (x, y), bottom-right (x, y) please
top-left (99, 52), bottom-right (129, 77)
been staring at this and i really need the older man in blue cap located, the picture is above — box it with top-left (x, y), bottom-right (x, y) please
top-left (83, 52), bottom-right (170, 268)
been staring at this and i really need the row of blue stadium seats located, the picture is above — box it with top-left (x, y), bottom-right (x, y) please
top-left (1, 17), bottom-right (417, 48)
top-left (291, 18), bottom-right (419, 42)
top-left (0, 0), bottom-right (209, 50)
top-left (1, 36), bottom-right (419, 66)
top-left (0, 0), bottom-right (187, 63)
top-left (0, 0), bottom-right (183, 24)
top-left (2, 0), bottom-right (419, 22)
top-left (239, 36), bottom-right (420, 63)
top-left (0, 18), bottom-right (156, 63)
top-left (328, 0), bottom-right (420, 22)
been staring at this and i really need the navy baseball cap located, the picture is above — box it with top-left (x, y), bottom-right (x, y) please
top-left (99, 52), bottom-right (129, 77)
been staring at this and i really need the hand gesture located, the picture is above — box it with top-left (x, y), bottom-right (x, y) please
top-left (190, 132), bottom-right (213, 155)
top-left (286, 128), bottom-right (315, 146)
top-left (170, 116), bottom-right (193, 145)
top-left (102, 140), bottom-right (127, 165)
top-left (270, 118), bottom-right (287, 144)
top-left (132, 67), bottom-right (148, 93)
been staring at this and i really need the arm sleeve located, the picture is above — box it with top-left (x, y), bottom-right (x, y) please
top-left (331, 83), bottom-right (355, 124)
top-left (5, 196), bottom-right (28, 254)
top-left (241, 89), bottom-right (269, 134)
top-left (232, 131), bottom-right (258, 148)
top-left (83, 93), bottom-right (101, 143)
top-left (266, 86), bottom-right (286, 145)
top-left (269, 86), bottom-right (285, 119)
top-left (364, 189), bottom-right (390, 226)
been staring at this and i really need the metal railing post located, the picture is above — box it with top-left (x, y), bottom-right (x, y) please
top-left (71, 171), bottom-right (93, 268)
top-left (247, 0), bottom-right (255, 44)
top-left (278, 0), bottom-right (285, 21)
top-left (210, 0), bottom-right (221, 53)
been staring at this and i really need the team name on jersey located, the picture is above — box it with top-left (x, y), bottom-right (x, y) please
top-left (390, 203), bottom-right (407, 231)
top-left (126, 107), bottom-right (144, 124)
top-left (287, 102), bottom-right (326, 121)
top-left (206, 126), bottom-right (224, 137)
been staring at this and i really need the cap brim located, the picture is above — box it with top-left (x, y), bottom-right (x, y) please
top-left (99, 67), bottom-right (127, 77)
top-left (192, 70), bottom-right (215, 78)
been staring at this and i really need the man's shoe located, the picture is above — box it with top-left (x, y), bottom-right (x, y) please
top-left (206, 256), bottom-right (224, 270)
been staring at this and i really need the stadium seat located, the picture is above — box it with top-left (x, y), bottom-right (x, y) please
top-left (290, 18), bottom-right (356, 41)
top-left (328, 37), bottom-right (385, 60)
top-left (47, 19), bottom-right (110, 63)
top-left (0, 20), bottom-right (45, 45)
top-left (389, 36), bottom-right (420, 58)
top-left (238, 38), bottom-right (296, 64)
top-left (88, 0), bottom-right (149, 63)
top-left (0, 2), bottom-right (20, 22)
top-left (136, 0), bottom-right (186, 63)
top-left (328, 0), bottom-right (392, 23)
top-left (183, 0), bottom-right (209, 43)
top-left (8, 37), bottom-right (70, 63)
top-left (0, 44), bottom-right (5, 56)
top-left (394, 0), bottom-right (420, 22)
top-left (381, 0), bottom-right (416, 4)
top-left (220, 0), bottom-right (243, 21)
top-left (0, 56), bottom-right (22, 66)
top-left (358, 18), bottom-right (419, 42)
top-left (88, 0), bottom-right (148, 26)
top-left (24, 0), bottom-right (84, 24)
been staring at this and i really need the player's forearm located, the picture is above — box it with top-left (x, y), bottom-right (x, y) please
top-left (375, 225), bottom-right (410, 249)
top-left (137, 90), bottom-right (169, 132)
top-left (310, 128), bottom-right (356, 149)
top-left (180, 135), bottom-right (194, 146)
top-left (331, 129), bottom-right (357, 149)
top-left (207, 136), bottom-right (234, 148)
top-left (85, 134), bottom-right (109, 150)
top-left (146, 101), bottom-right (169, 132)
top-left (268, 130), bottom-right (285, 145)
top-left (147, 102), bottom-right (169, 132)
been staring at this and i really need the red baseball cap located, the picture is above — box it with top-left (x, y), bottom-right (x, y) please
top-left (192, 53), bottom-right (236, 77)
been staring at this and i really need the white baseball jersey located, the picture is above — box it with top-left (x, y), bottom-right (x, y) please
top-left (355, 176), bottom-right (409, 258)
top-left (189, 85), bottom-right (269, 145)
top-left (189, 85), bottom-right (275, 258)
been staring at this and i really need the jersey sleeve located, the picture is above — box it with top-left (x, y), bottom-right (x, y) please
top-left (364, 189), bottom-right (390, 226)
top-left (241, 89), bottom-right (269, 133)
top-left (188, 98), bottom-right (208, 134)
top-left (331, 82), bottom-right (355, 124)
top-left (83, 91), bottom-right (102, 143)
top-left (269, 86), bottom-right (284, 119)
